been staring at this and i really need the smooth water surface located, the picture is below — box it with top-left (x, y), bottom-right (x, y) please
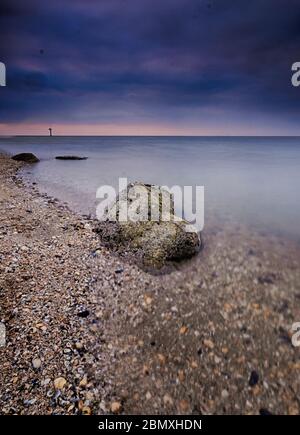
top-left (1, 136), bottom-right (300, 239)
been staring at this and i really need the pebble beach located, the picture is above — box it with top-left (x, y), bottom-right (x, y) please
top-left (0, 153), bottom-right (300, 415)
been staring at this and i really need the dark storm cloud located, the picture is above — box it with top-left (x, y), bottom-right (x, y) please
top-left (1, 0), bottom-right (300, 128)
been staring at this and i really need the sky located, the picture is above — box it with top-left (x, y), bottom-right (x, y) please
top-left (1, 0), bottom-right (300, 135)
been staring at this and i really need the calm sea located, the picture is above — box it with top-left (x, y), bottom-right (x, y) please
top-left (1, 136), bottom-right (300, 239)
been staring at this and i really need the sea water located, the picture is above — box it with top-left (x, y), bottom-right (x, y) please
top-left (1, 136), bottom-right (300, 239)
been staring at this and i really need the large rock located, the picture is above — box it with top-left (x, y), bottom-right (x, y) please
top-left (12, 153), bottom-right (39, 163)
top-left (96, 182), bottom-right (201, 268)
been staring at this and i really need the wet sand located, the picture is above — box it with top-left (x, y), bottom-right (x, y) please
top-left (0, 153), bottom-right (300, 415)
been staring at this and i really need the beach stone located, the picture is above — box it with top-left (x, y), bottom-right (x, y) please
top-left (111, 401), bottom-right (122, 414)
top-left (259, 408), bottom-right (273, 415)
top-left (249, 370), bottom-right (259, 387)
top-left (79, 375), bottom-right (88, 387)
top-left (221, 389), bottom-right (229, 399)
top-left (178, 399), bottom-right (190, 412)
top-left (163, 393), bottom-right (174, 406)
top-left (12, 153), bottom-right (39, 163)
top-left (32, 358), bottom-right (42, 370)
top-left (77, 310), bottom-right (90, 318)
top-left (54, 377), bottom-right (67, 390)
top-left (82, 406), bottom-right (91, 415)
top-left (96, 182), bottom-right (201, 268)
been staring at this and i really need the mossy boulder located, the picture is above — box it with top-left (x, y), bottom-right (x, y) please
top-left (96, 182), bottom-right (201, 268)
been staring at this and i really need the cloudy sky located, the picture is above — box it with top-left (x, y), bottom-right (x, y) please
top-left (1, 0), bottom-right (300, 135)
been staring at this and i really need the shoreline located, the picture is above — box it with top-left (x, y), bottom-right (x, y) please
top-left (0, 153), bottom-right (300, 414)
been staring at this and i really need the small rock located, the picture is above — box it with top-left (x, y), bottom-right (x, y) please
top-left (179, 325), bottom-right (188, 335)
top-left (203, 339), bottom-right (214, 349)
top-left (259, 408), bottom-right (273, 415)
top-left (258, 274), bottom-right (275, 285)
top-left (79, 375), bottom-right (88, 388)
top-left (77, 310), bottom-right (90, 318)
top-left (178, 399), bottom-right (190, 412)
top-left (23, 398), bottom-right (37, 406)
top-left (221, 389), bottom-right (229, 399)
top-left (99, 400), bottom-right (108, 412)
top-left (54, 377), bottom-right (67, 390)
top-left (142, 365), bottom-right (150, 375)
top-left (157, 353), bottom-right (166, 365)
top-left (288, 404), bottom-right (299, 415)
top-left (82, 406), bottom-right (91, 415)
top-left (249, 370), bottom-right (259, 387)
top-left (86, 391), bottom-right (94, 401)
top-left (32, 358), bottom-right (42, 370)
top-left (178, 369), bottom-right (185, 382)
top-left (190, 360), bottom-right (198, 369)
top-left (144, 295), bottom-right (153, 305)
top-left (163, 393), bottom-right (174, 407)
top-left (111, 401), bottom-right (122, 414)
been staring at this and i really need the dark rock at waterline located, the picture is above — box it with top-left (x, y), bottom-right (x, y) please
top-left (55, 156), bottom-right (88, 160)
top-left (95, 182), bottom-right (201, 268)
top-left (12, 153), bottom-right (39, 163)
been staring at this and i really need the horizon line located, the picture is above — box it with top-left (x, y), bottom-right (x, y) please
top-left (1, 134), bottom-right (300, 138)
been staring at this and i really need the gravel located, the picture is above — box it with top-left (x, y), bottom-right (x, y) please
top-left (0, 153), bottom-right (300, 415)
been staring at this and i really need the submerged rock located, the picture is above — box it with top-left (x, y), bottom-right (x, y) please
top-left (96, 182), bottom-right (201, 268)
top-left (55, 156), bottom-right (88, 160)
top-left (12, 153), bottom-right (39, 163)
